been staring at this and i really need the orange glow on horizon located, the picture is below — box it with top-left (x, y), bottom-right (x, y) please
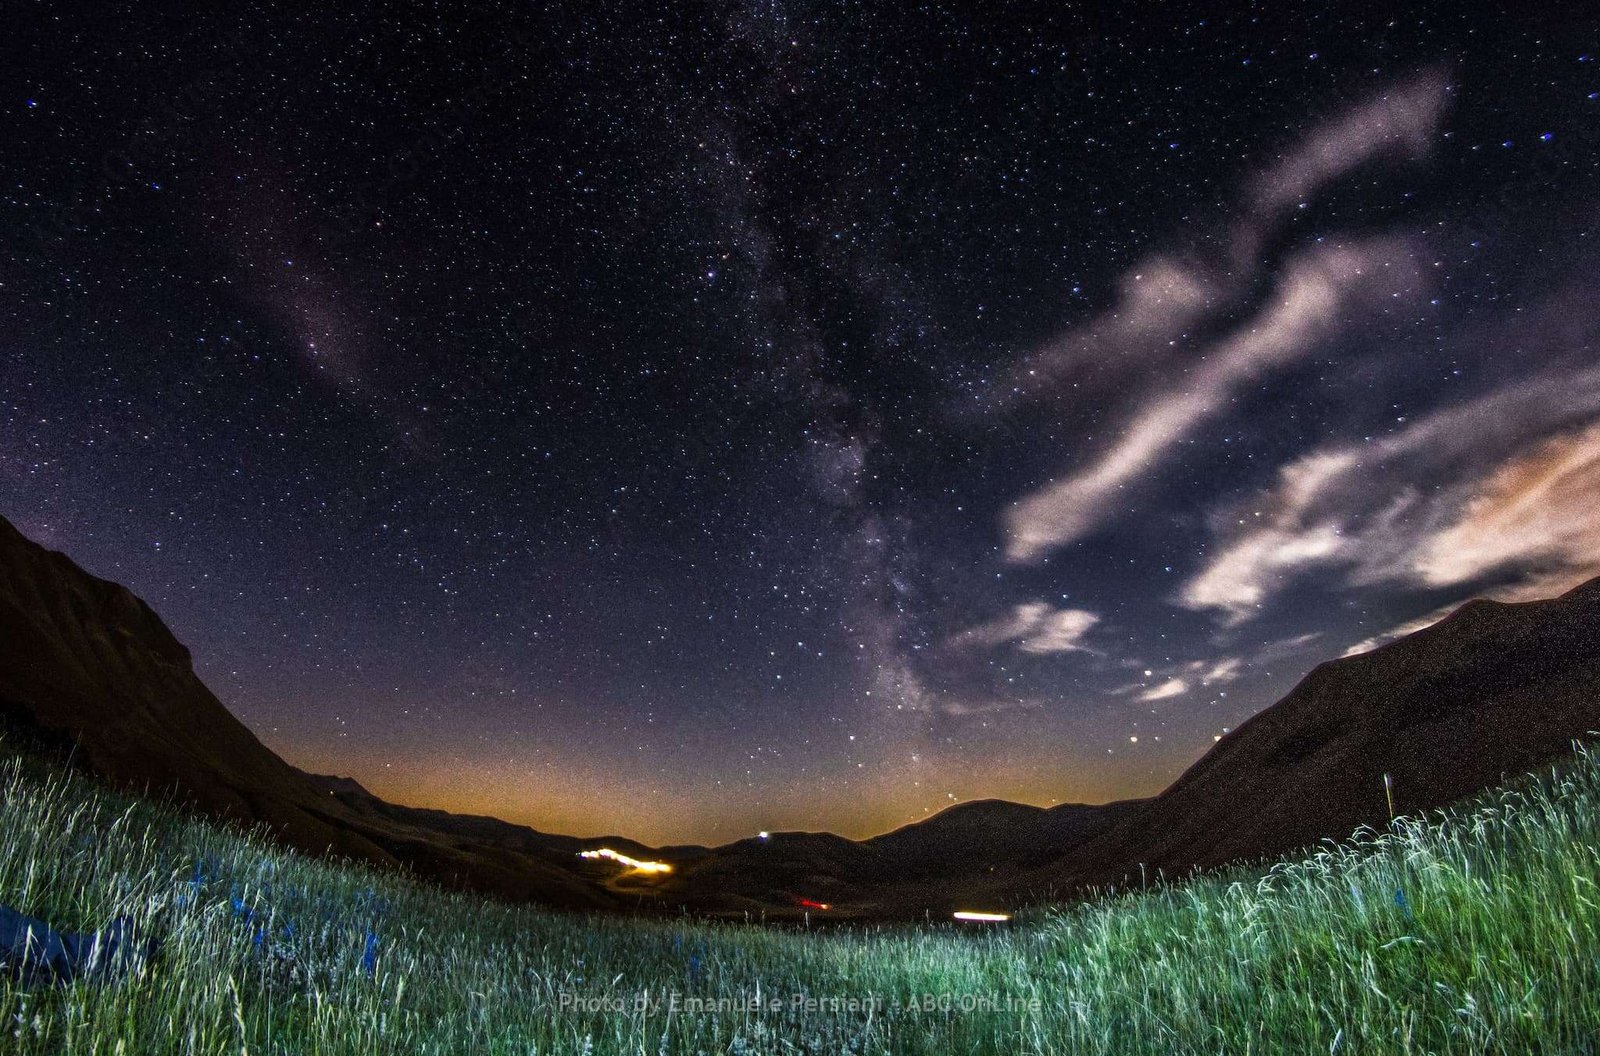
top-left (269, 731), bottom-right (1185, 845)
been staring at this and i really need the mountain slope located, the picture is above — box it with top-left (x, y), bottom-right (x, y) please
top-left (0, 517), bottom-right (377, 857)
top-left (0, 516), bottom-right (613, 908)
top-left (1016, 579), bottom-right (1600, 897)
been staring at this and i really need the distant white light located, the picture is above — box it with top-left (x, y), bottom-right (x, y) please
top-left (758, 831), bottom-right (770, 840)
top-left (953, 911), bottom-right (1010, 922)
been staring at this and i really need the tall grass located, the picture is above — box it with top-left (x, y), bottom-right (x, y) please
top-left (2, 742), bottom-right (1598, 1054)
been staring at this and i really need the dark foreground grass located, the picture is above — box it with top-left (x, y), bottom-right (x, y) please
top-left (2, 742), bottom-right (1599, 1055)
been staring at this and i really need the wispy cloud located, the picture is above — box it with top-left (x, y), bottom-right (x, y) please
top-left (950, 602), bottom-right (1100, 655)
top-left (1138, 678), bottom-right (1188, 702)
top-left (983, 69), bottom-right (1449, 417)
top-left (1113, 656), bottom-right (1241, 704)
top-left (1186, 657), bottom-right (1243, 684)
top-left (1005, 239), bottom-right (1424, 561)
top-left (1180, 451), bottom-right (1359, 623)
top-left (1017, 607), bottom-right (1102, 654)
top-left (1181, 357), bottom-right (1600, 624)
top-left (1414, 419), bottom-right (1600, 594)
top-left (985, 70), bottom-right (1450, 564)
top-left (1242, 67), bottom-right (1450, 236)
top-left (1340, 605), bottom-right (1457, 658)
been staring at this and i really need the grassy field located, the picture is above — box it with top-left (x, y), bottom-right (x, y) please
top-left (2, 743), bottom-right (1599, 1055)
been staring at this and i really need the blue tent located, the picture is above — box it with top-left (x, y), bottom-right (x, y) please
top-left (0, 905), bottom-right (156, 986)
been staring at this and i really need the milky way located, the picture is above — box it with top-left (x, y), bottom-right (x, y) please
top-left (3, 4), bottom-right (1598, 843)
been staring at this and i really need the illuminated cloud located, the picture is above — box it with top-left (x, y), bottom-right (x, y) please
top-left (1138, 678), bottom-right (1188, 702)
top-left (1182, 523), bottom-right (1347, 624)
top-left (1243, 67), bottom-right (1450, 235)
top-left (984, 70), bottom-right (1449, 416)
top-left (1112, 657), bottom-right (1239, 704)
top-left (985, 255), bottom-right (1220, 411)
top-left (1413, 420), bottom-right (1600, 595)
top-left (1018, 607), bottom-right (1102, 655)
top-left (1005, 239), bottom-right (1422, 562)
top-left (1186, 657), bottom-right (1243, 684)
top-left (1340, 606), bottom-right (1457, 658)
top-left (987, 68), bottom-right (1453, 563)
top-left (951, 602), bottom-right (1100, 654)
top-left (1180, 451), bottom-right (1358, 622)
top-left (1182, 359), bottom-right (1600, 624)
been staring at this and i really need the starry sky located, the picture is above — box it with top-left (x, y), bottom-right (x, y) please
top-left (4, 3), bottom-right (1599, 844)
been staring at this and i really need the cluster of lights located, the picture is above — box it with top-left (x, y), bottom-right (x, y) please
top-left (577, 848), bottom-right (673, 874)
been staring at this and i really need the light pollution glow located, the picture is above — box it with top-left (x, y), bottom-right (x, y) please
top-left (270, 732), bottom-right (1189, 846)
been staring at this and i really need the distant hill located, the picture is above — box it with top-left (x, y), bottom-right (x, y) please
top-left (866, 798), bottom-right (1141, 874)
top-left (651, 799), bottom-right (1147, 919)
top-left (3, 511), bottom-right (1599, 919)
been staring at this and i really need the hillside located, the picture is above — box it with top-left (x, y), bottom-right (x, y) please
top-left (1004, 579), bottom-right (1600, 899)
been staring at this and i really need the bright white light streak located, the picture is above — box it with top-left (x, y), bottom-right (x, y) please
top-left (952, 910), bottom-right (1011, 922)
top-left (578, 847), bottom-right (673, 874)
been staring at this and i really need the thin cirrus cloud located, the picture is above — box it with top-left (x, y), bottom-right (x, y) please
top-left (1137, 678), bottom-right (1188, 702)
top-left (1179, 449), bottom-right (1361, 624)
top-left (1004, 238), bottom-right (1426, 562)
top-left (1188, 657), bottom-right (1243, 684)
top-left (1240, 66), bottom-right (1450, 242)
top-left (990, 70), bottom-right (1450, 564)
top-left (1115, 656), bottom-right (1242, 703)
top-left (1180, 357), bottom-right (1600, 626)
top-left (982, 68), bottom-right (1449, 416)
top-left (950, 602), bottom-right (1100, 655)
top-left (1340, 606), bottom-right (1458, 659)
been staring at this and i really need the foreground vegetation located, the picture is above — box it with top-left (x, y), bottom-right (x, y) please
top-left (2, 742), bottom-right (1599, 1054)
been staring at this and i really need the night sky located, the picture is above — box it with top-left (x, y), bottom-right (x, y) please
top-left (4, 4), bottom-right (1599, 844)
